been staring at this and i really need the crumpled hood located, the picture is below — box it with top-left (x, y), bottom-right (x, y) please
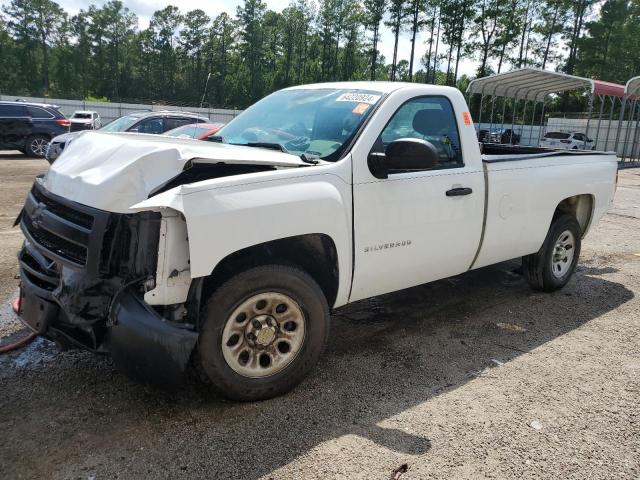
top-left (44, 131), bottom-right (306, 213)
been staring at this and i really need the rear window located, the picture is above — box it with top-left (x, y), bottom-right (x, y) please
top-left (164, 117), bottom-right (199, 131)
top-left (544, 132), bottom-right (570, 139)
top-left (27, 106), bottom-right (54, 119)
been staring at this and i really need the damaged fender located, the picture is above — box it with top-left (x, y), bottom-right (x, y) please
top-left (131, 160), bottom-right (354, 308)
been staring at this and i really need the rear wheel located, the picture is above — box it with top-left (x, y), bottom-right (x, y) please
top-left (25, 135), bottom-right (49, 158)
top-left (197, 264), bottom-right (330, 401)
top-left (523, 214), bottom-right (581, 291)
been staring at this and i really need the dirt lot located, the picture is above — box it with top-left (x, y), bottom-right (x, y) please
top-left (0, 152), bottom-right (638, 479)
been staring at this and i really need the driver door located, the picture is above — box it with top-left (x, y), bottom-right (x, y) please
top-left (350, 95), bottom-right (485, 301)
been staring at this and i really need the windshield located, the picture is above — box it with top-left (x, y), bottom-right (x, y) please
top-left (73, 113), bottom-right (92, 119)
top-left (164, 124), bottom-right (210, 138)
top-left (215, 88), bottom-right (383, 161)
top-left (100, 114), bottom-right (143, 132)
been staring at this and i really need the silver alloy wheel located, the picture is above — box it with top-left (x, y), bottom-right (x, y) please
top-left (221, 292), bottom-right (306, 378)
top-left (30, 138), bottom-right (49, 156)
top-left (551, 229), bottom-right (575, 278)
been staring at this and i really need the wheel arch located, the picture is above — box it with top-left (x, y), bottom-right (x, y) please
top-left (202, 233), bottom-right (341, 309)
top-left (553, 194), bottom-right (595, 236)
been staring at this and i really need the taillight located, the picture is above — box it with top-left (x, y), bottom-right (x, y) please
top-left (55, 119), bottom-right (71, 127)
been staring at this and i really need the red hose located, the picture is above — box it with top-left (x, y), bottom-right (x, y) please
top-left (0, 331), bottom-right (37, 353)
top-left (0, 296), bottom-right (37, 353)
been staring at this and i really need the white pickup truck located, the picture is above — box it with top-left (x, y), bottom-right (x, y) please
top-left (16, 82), bottom-right (617, 400)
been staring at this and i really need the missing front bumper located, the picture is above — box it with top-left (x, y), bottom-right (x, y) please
top-left (108, 290), bottom-right (198, 388)
top-left (18, 279), bottom-right (198, 388)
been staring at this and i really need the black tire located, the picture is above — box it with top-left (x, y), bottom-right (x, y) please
top-left (25, 135), bottom-right (50, 158)
top-left (522, 213), bottom-right (581, 292)
top-left (197, 264), bottom-right (330, 401)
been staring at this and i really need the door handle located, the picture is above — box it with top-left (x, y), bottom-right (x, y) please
top-left (446, 187), bottom-right (473, 197)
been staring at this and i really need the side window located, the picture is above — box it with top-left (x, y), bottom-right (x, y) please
top-left (0, 104), bottom-right (27, 117)
top-left (27, 106), bottom-right (54, 119)
top-left (164, 117), bottom-right (195, 131)
top-left (133, 117), bottom-right (164, 134)
top-left (377, 96), bottom-right (463, 169)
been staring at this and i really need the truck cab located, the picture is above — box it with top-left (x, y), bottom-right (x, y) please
top-left (16, 82), bottom-right (617, 401)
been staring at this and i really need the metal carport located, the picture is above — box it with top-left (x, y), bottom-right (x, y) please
top-left (615, 76), bottom-right (640, 167)
top-left (466, 68), bottom-right (625, 151)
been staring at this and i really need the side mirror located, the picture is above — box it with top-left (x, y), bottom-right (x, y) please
top-left (387, 137), bottom-right (439, 170)
top-left (368, 138), bottom-right (440, 179)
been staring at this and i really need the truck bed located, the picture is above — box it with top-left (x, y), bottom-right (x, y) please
top-left (472, 146), bottom-right (618, 272)
top-left (481, 143), bottom-right (613, 163)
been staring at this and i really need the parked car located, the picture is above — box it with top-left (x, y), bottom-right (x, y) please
top-left (46, 110), bottom-right (209, 162)
top-left (69, 110), bottom-right (101, 131)
top-left (0, 101), bottom-right (70, 157)
top-left (17, 82), bottom-right (617, 401)
top-left (540, 131), bottom-right (595, 150)
top-left (477, 129), bottom-right (490, 142)
top-left (163, 122), bottom-right (225, 140)
top-left (488, 128), bottom-right (520, 144)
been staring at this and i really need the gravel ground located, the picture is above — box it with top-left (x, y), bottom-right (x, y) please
top-left (0, 152), bottom-right (638, 480)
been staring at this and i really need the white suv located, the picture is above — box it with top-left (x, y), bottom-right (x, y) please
top-left (69, 111), bottom-right (101, 131)
top-left (540, 131), bottom-right (595, 150)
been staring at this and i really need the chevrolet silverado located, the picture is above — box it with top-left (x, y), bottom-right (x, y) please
top-left (16, 82), bottom-right (617, 401)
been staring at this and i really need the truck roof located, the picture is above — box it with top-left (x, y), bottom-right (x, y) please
top-left (285, 81), bottom-right (459, 95)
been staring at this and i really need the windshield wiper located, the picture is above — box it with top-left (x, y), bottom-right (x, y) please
top-left (244, 142), bottom-right (289, 153)
top-left (228, 140), bottom-right (321, 165)
top-left (208, 135), bottom-right (225, 143)
top-left (299, 153), bottom-right (320, 165)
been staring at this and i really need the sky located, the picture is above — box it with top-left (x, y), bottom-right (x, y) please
top-left (0, 0), bottom-right (479, 77)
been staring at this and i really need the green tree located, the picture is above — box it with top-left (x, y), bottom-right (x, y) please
top-left (563, 0), bottom-right (595, 74)
top-left (3, 0), bottom-right (67, 94)
top-left (470, 0), bottom-right (500, 78)
top-left (407, 0), bottom-right (426, 80)
top-left (0, 16), bottom-right (20, 93)
top-left (207, 12), bottom-right (236, 106)
top-left (385, 0), bottom-right (409, 80)
top-left (150, 6), bottom-right (182, 98)
top-left (236, 0), bottom-right (267, 101)
top-left (363, 0), bottom-right (386, 80)
top-left (534, 0), bottom-right (570, 70)
top-left (179, 9), bottom-right (210, 97)
top-left (575, 0), bottom-right (639, 82)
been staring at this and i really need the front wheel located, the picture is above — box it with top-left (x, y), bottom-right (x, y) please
top-left (523, 214), bottom-right (581, 291)
top-left (197, 265), bottom-right (330, 401)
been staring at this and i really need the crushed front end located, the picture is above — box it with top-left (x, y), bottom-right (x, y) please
top-left (17, 177), bottom-right (198, 386)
